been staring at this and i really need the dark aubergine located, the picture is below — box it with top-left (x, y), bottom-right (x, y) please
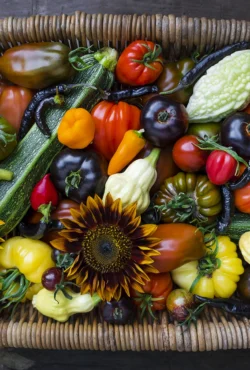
top-left (238, 267), bottom-right (250, 301)
top-left (141, 95), bottom-right (189, 147)
top-left (50, 148), bottom-right (108, 203)
top-left (221, 112), bottom-right (250, 159)
top-left (101, 297), bottom-right (136, 325)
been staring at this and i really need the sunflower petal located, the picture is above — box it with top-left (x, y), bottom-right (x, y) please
top-left (59, 228), bottom-right (84, 241)
top-left (79, 203), bottom-right (97, 228)
top-left (60, 218), bottom-right (81, 230)
top-left (69, 209), bottom-right (88, 228)
top-left (144, 265), bottom-right (159, 274)
top-left (51, 238), bottom-right (82, 253)
top-left (135, 237), bottom-right (160, 248)
top-left (130, 224), bottom-right (157, 240)
top-left (123, 216), bottom-right (141, 235)
top-left (119, 202), bottom-right (137, 228)
top-left (130, 281), bottom-right (144, 293)
top-left (109, 198), bottom-right (122, 224)
top-left (86, 196), bottom-right (103, 224)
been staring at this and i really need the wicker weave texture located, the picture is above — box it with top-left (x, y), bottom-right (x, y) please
top-left (0, 12), bottom-right (250, 351)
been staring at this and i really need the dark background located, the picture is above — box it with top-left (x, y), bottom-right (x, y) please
top-left (0, 0), bottom-right (250, 369)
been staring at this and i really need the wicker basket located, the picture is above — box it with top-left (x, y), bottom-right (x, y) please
top-left (0, 12), bottom-right (250, 352)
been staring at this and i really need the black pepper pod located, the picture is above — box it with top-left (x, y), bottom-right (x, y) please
top-left (216, 186), bottom-right (235, 234)
top-left (50, 148), bottom-right (108, 203)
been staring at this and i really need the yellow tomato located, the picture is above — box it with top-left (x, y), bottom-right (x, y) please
top-left (0, 237), bottom-right (55, 283)
top-left (171, 236), bottom-right (244, 298)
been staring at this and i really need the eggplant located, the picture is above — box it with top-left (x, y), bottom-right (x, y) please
top-left (50, 148), bottom-right (108, 203)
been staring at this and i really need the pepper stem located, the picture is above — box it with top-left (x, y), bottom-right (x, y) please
top-left (94, 47), bottom-right (118, 72)
top-left (145, 148), bottom-right (161, 168)
top-left (38, 202), bottom-right (52, 224)
top-left (65, 170), bottom-right (82, 197)
top-left (0, 169), bottom-right (14, 181)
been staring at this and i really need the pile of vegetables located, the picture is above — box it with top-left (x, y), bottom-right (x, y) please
top-left (1, 39), bottom-right (250, 326)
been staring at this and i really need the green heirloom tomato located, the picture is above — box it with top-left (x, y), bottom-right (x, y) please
top-left (154, 172), bottom-right (222, 225)
top-left (0, 116), bottom-right (17, 161)
top-left (187, 122), bottom-right (221, 140)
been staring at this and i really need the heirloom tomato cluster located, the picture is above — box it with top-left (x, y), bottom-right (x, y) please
top-left (1, 39), bottom-right (250, 324)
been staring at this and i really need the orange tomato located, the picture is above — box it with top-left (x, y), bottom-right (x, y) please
top-left (235, 182), bottom-right (250, 213)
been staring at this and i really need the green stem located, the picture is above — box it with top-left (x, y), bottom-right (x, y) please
top-left (0, 169), bottom-right (14, 181)
top-left (38, 202), bottom-right (52, 223)
top-left (196, 135), bottom-right (248, 174)
top-left (94, 47), bottom-right (118, 72)
top-left (145, 148), bottom-right (161, 168)
top-left (65, 170), bottom-right (82, 197)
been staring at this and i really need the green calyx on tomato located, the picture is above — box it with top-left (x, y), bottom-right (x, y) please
top-left (154, 172), bottom-right (222, 225)
top-left (0, 116), bottom-right (17, 161)
top-left (131, 43), bottom-right (163, 70)
top-left (196, 135), bottom-right (248, 177)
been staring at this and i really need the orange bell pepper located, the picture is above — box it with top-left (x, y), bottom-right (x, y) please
top-left (108, 130), bottom-right (146, 175)
top-left (58, 108), bottom-right (95, 149)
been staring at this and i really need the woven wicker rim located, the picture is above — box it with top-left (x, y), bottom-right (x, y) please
top-left (0, 12), bottom-right (250, 351)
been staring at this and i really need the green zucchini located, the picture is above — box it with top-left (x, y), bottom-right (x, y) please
top-left (0, 47), bottom-right (117, 236)
top-left (224, 213), bottom-right (250, 241)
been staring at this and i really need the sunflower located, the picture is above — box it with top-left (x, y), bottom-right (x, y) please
top-left (51, 193), bottom-right (160, 301)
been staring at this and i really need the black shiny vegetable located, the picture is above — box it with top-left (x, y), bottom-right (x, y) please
top-left (141, 95), bottom-right (189, 147)
top-left (221, 113), bottom-right (250, 159)
top-left (18, 221), bottom-right (48, 240)
top-left (161, 42), bottom-right (250, 95)
top-left (195, 295), bottom-right (250, 318)
top-left (35, 95), bottom-right (65, 137)
top-left (216, 186), bottom-right (235, 234)
top-left (18, 219), bottom-right (64, 240)
top-left (229, 166), bottom-right (250, 190)
top-left (141, 203), bottom-right (162, 224)
top-left (238, 267), bottom-right (250, 301)
top-left (18, 83), bottom-right (97, 140)
top-left (104, 85), bottom-right (159, 101)
top-left (101, 297), bottom-right (136, 325)
top-left (50, 148), bottom-right (108, 203)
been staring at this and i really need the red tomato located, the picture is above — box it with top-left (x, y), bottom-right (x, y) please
top-left (131, 273), bottom-right (173, 313)
top-left (172, 135), bottom-right (208, 172)
top-left (234, 182), bottom-right (250, 213)
top-left (116, 40), bottom-right (164, 86)
top-left (91, 101), bottom-right (141, 160)
top-left (0, 84), bottom-right (33, 132)
top-left (206, 150), bottom-right (237, 185)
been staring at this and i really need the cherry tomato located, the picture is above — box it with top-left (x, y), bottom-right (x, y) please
top-left (166, 289), bottom-right (195, 322)
top-left (42, 267), bottom-right (63, 291)
top-left (131, 272), bottom-right (173, 313)
top-left (234, 182), bottom-right (250, 213)
top-left (206, 150), bottom-right (237, 185)
top-left (116, 40), bottom-right (163, 86)
top-left (172, 135), bottom-right (208, 172)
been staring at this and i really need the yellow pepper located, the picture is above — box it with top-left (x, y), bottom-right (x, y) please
top-left (171, 236), bottom-right (244, 298)
top-left (239, 231), bottom-right (250, 264)
top-left (0, 236), bottom-right (54, 283)
top-left (58, 108), bottom-right (95, 149)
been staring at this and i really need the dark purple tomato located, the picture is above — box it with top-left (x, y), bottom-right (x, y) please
top-left (141, 95), bottom-right (189, 147)
top-left (221, 113), bottom-right (250, 159)
top-left (42, 267), bottom-right (63, 291)
top-left (101, 297), bottom-right (136, 325)
top-left (238, 267), bottom-right (250, 301)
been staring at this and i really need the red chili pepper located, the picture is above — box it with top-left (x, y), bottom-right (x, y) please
top-left (30, 174), bottom-right (59, 222)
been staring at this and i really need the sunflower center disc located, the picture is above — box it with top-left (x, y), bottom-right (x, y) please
top-left (82, 225), bottom-right (132, 273)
